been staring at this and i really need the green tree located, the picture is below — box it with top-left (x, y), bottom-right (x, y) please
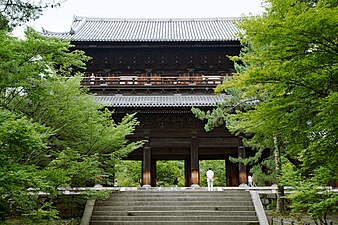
top-left (0, 0), bottom-right (62, 29)
top-left (0, 0), bottom-right (144, 222)
top-left (115, 160), bottom-right (142, 187)
top-left (0, 28), bottom-right (144, 221)
top-left (195, 0), bottom-right (338, 220)
top-left (0, 109), bottom-right (56, 220)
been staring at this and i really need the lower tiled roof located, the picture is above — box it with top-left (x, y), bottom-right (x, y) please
top-left (95, 95), bottom-right (225, 107)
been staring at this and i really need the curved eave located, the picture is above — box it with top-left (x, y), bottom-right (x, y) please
top-left (95, 95), bottom-right (226, 108)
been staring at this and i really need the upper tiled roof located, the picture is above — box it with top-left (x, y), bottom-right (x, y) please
top-left (95, 95), bottom-right (225, 108)
top-left (43, 16), bottom-right (242, 42)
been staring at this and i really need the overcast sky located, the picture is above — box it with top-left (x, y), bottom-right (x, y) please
top-left (14, 0), bottom-right (265, 36)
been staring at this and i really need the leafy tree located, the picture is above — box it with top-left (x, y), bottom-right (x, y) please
top-left (115, 160), bottom-right (142, 187)
top-left (0, 0), bottom-right (63, 29)
top-left (0, 27), bottom-right (144, 221)
top-left (0, 109), bottom-right (55, 219)
top-left (194, 0), bottom-right (338, 220)
top-left (0, 0), bottom-right (144, 222)
top-left (228, 1), bottom-right (338, 217)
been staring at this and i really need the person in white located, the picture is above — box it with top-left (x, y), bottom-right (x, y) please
top-left (248, 174), bottom-right (253, 187)
top-left (206, 168), bottom-right (214, 191)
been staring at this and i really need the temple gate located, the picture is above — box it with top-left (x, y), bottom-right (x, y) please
top-left (44, 16), bottom-right (250, 186)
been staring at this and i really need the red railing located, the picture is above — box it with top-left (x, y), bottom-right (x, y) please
top-left (81, 73), bottom-right (231, 86)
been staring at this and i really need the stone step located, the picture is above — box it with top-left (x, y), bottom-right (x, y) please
top-left (112, 191), bottom-right (249, 196)
top-left (92, 210), bottom-right (257, 217)
top-left (90, 221), bottom-right (259, 225)
top-left (105, 196), bottom-right (252, 201)
top-left (93, 205), bottom-right (255, 211)
top-left (95, 201), bottom-right (253, 207)
top-left (91, 215), bottom-right (259, 221)
top-left (88, 190), bottom-right (259, 225)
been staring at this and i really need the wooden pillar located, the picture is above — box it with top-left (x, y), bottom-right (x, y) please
top-left (238, 146), bottom-right (247, 186)
top-left (185, 158), bottom-right (191, 187)
top-left (142, 146), bottom-right (151, 187)
top-left (190, 136), bottom-right (199, 187)
top-left (151, 159), bottom-right (156, 187)
top-left (226, 157), bottom-right (239, 186)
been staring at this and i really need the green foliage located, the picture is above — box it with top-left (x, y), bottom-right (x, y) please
top-left (192, 88), bottom-right (256, 133)
top-left (156, 161), bottom-right (184, 187)
top-left (0, 109), bottom-right (53, 164)
top-left (22, 202), bottom-right (59, 224)
top-left (250, 157), bottom-right (277, 186)
top-left (47, 148), bottom-right (102, 187)
top-left (199, 160), bottom-right (226, 187)
top-left (0, 109), bottom-right (55, 219)
top-left (194, 0), bottom-right (338, 220)
top-left (0, 28), bottom-right (144, 221)
top-left (0, 0), bottom-right (63, 29)
top-left (232, 0), bottom-right (338, 180)
top-left (115, 160), bottom-right (142, 187)
top-left (83, 190), bottom-right (111, 201)
top-left (287, 184), bottom-right (338, 225)
top-left (223, 0), bottom-right (337, 220)
top-left (281, 160), bottom-right (338, 224)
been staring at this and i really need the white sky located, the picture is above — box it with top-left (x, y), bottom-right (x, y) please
top-left (14, 0), bottom-right (265, 36)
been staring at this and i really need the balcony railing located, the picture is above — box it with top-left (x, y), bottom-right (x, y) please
top-left (81, 73), bottom-right (231, 87)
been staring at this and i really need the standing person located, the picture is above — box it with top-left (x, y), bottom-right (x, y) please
top-left (206, 168), bottom-right (214, 191)
top-left (252, 174), bottom-right (256, 187)
top-left (173, 178), bottom-right (178, 187)
top-left (248, 174), bottom-right (253, 187)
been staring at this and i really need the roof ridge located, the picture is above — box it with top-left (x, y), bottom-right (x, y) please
top-left (44, 16), bottom-right (242, 41)
top-left (73, 15), bottom-right (241, 22)
top-left (42, 28), bottom-right (70, 35)
top-left (70, 17), bottom-right (87, 35)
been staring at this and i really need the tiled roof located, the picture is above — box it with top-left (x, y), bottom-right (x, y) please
top-left (43, 16), bottom-right (241, 42)
top-left (95, 95), bottom-right (225, 107)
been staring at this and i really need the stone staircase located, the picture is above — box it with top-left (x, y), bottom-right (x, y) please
top-left (89, 189), bottom-right (260, 225)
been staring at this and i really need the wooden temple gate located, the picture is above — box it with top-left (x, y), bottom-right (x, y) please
top-left (44, 16), bottom-right (250, 187)
top-left (110, 108), bottom-right (249, 187)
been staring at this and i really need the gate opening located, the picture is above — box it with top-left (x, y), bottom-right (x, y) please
top-left (199, 160), bottom-right (226, 187)
top-left (156, 160), bottom-right (184, 187)
top-left (115, 160), bottom-right (142, 187)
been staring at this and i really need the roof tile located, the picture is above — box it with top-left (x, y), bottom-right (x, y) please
top-left (95, 95), bottom-right (225, 108)
top-left (43, 16), bottom-right (242, 42)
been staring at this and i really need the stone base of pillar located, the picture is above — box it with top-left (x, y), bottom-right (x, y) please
top-left (239, 183), bottom-right (248, 187)
top-left (142, 184), bottom-right (151, 188)
top-left (190, 184), bottom-right (200, 187)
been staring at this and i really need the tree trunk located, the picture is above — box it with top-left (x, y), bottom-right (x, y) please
top-left (273, 136), bottom-right (285, 214)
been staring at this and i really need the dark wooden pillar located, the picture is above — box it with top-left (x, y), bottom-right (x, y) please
top-left (238, 146), bottom-right (247, 186)
top-left (185, 158), bottom-right (191, 187)
top-left (151, 159), bottom-right (156, 187)
top-left (142, 146), bottom-right (151, 187)
top-left (190, 136), bottom-right (199, 187)
top-left (226, 157), bottom-right (239, 186)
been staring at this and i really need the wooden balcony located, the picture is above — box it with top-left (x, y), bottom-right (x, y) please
top-left (81, 73), bottom-right (230, 87)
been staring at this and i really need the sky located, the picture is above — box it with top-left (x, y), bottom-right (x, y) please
top-left (14, 0), bottom-right (264, 36)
